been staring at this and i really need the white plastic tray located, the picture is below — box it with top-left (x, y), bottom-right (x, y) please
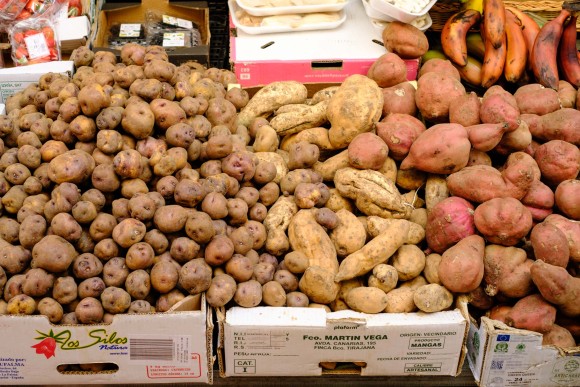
top-left (362, 0), bottom-right (394, 21)
top-left (369, 13), bottom-right (432, 37)
top-left (236, 0), bottom-right (349, 16)
top-left (229, 1), bottom-right (346, 34)
top-left (369, 0), bottom-right (437, 23)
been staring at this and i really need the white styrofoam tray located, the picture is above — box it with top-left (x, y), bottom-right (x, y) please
top-left (369, 13), bottom-right (432, 37)
top-left (229, 1), bottom-right (346, 34)
top-left (236, 0), bottom-right (350, 16)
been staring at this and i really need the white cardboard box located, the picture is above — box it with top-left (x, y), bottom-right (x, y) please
top-left (0, 61), bottom-right (74, 104)
top-left (57, 16), bottom-right (91, 54)
top-left (217, 299), bottom-right (469, 377)
top-left (467, 316), bottom-right (580, 386)
top-left (0, 295), bottom-right (213, 384)
top-left (229, 0), bottom-right (419, 88)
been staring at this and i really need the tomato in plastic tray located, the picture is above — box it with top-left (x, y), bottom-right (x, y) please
top-left (10, 18), bottom-right (59, 65)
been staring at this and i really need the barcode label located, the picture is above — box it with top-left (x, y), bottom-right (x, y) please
top-left (491, 360), bottom-right (504, 370)
top-left (129, 335), bottom-right (190, 364)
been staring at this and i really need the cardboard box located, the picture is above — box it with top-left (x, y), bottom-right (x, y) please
top-left (0, 61), bottom-right (74, 104)
top-left (467, 316), bottom-right (580, 387)
top-left (217, 298), bottom-right (469, 377)
top-left (229, 0), bottom-right (419, 88)
top-left (57, 16), bottom-right (92, 54)
top-left (0, 295), bottom-right (213, 385)
top-left (92, 0), bottom-right (210, 66)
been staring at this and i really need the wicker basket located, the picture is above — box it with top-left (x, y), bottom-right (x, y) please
top-left (429, 0), bottom-right (580, 31)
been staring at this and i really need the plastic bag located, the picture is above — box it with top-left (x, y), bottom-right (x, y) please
top-left (15, 0), bottom-right (68, 21)
top-left (145, 10), bottom-right (201, 48)
top-left (9, 17), bottom-right (60, 65)
top-left (107, 22), bottom-right (147, 49)
top-left (67, 0), bottom-right (81, 17)
top-left (0, 0), bottom-right (28, 22)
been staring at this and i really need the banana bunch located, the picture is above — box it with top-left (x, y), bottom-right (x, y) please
top-left (437, 0), bottom-right (580, 89)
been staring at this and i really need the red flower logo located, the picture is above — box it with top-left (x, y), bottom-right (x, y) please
top-left (31, 338), bottom-right (56, 359)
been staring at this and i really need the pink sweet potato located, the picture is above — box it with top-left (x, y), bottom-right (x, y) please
top-left (530, 260), bottom-right (580, 317)
top-left (376, 113), bottom-right (426, 160)
top-left (438, 234), bottom-right (485, 293)
top-left (483, 245), bottom-right (534, 298)
top-left (505, 293), bottom-right (557, 333)
top-left (367, 53), bottom-right (408, 88)
top-left (544, 214), bottom-right (580, 263)
top-left (415, 72), bottom-right (466, 122)
top-left (528, 108), bottom-right (580, 145)
top-left (474, 197), bottom-right (533, 246)
top-left (521, 179), bottom-right (554, 222)
top-left (468, 285), bottom-right (495, 310)
top-left (447, 152), bottom-right (536, 203)
top-left (418, 58), bottom-right (460, 81)
top-left (534, 140), bottom-right (580, 187)
top-left (400, 123), bottom-right (470, 174)
top-left (514, 84), bottom-right (561, 115)
top-left (480, 92), bottom-right (520, 131)
top-left (467, 149), bottom-right (492, 166)
top-left (530, 222), bottom-right (570, 267)
top-left (381, 82), bottom-right (417, 116)
top-left (542, 324), bottom-right (576, 348)
top-left (487, 304), bottom-right (513, 324)
top-left (466, 122), bottom-right (510, 152)
top-left (555, 179), bottom-right (580, 220)
top-left (347, 132), bottom-right (388, 170)
top-left (449, 92), bottom-right (481, 127)
top-left (425, 196), bottom-right (475, 253)
top-left (557, 80), bottom-right (577, 109)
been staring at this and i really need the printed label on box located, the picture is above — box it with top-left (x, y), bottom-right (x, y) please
top-left (24, 33), bottom-right (50, 59)
top-left (119, 24), bottom-right (141, 38)
top-left (163, 32), bottom-right (186, 47)
top-left (163, 15), bottom-right (193, 29)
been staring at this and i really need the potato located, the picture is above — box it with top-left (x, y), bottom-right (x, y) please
top-left (382, 21), bottom-right (428, 58)
top-left (415, 72), bottom-right (466, 123)
top-left (22, 268), bottom-right (54, 297)
top-left (534, 140), bottom-right (580, 187)
top-left (413, 284), bottom-right (454, 313)
top-left (530, 222), bottom-right (570, 267)
top-left (418, 58), bottom-right (460, 81)
top-left (154, 205), bottom-right (188, 233)
top-left (37, 297), bottom-right (64, 323)
top-left (75, 297), bottom-right (104, 324)
top-left (156, 289), bottom-right (186, 312)
top-left (542, 324), bottom-right (576, 348)
top-left (530, 260), bottom-right (580, 318)
top-left (286, 291), bottom-right (309, 307)
top-left (298, 266), bottom-right (340, 304)
top-left (368, 264), bottom-right (398, 293)
top-left (381, 81), bottom-right (417, 116)
top-left (72, 253), bottom-right (103, 280)
top-left (128, 300), bottom-right (153, 314)
top-left (384, 287), bottom-right (416, 313)
top-left (555, 180), bottom-right (580, 220)
top-left (102, 257), bottom-right (129, 287)
top-left (234, 279), bottom-right (263, 307)
top-left (31, 235), bottom-right (78, 273)
top-left (438, 235), bottom-right (485, 293)
top-left (7, 294), bottom-right (36, 315)
top-left (391, 245), bottom-right (426, 281)
top-left (100, 286), bottom-right (131, 314)
top-left (262, 281), bottom-right (287, 306)
top-left (206, 274), bottom-right (237, 307)
top-left (328, 209), bottom-right (366, 257)
top-left (347, 132), bottom-right (388, 170)
top-left (179, 258), bottom-right (212, 294)
top-left (52, 276), bottom-right (77, 305)
top-left (125, 269), bottom-right (151, 300)
top-left (514, 83), bottom-right (560, 115)
top-left (225, 254), bottom-right (254, 282)
top-left (18, 214), bottom-right (47, 249)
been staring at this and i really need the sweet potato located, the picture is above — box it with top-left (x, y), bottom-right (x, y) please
top-left (526, 108), bottom-right (580, 145)
top-left (381, 82), bottom-right (417, 116)
top-left (555, 179), bottom-right (580, 220)
top-left (544, 214), bottom-right (580, 263)
top-left (483, 245), bottom-right (534, 298)
top-left (334, 219), bottom-right (410, 282)
top-left (447, 152), bottom-right (536, 203)
top-left (327, 74), bottom-right (383, 149)
top-left (400, 123), bottom-right (470, 174)
top-left (480, 87), bottom-right (520, 131)
top-left (347, 132), bottom-right (388, 170)
top-left (530, 260), bottom-right (580, 317)
top-left (530, 222), bottom-right (570, 267)
top-left (345, 287), bottom-right (388, 314)
top-left (418, 58), bottom-right (460, 81)
top-left (494, 120), bottom-right (532, 155)
top-left (466, 123), bottom-right (510, 152)
top-left (505, 293), bottom-right (557, 333)
top-left (534, 140), bottom-right (580, 187)
top-left (330, 209), bottom-right (366, 257)
top-left (413, 284), bottom-right (454, 313)
top-left (382, 21), bottom-right (429, 59)
top-left (375, 113), bottom-right (426, 161)
top-left (542, 324), bottom-right (576, 348)
top-left (438, 234), bottom-right (485, 293)
top-left (514, 84), bottom-right (560, 115)
top-left (474, 197), bottom-right (533, 246)
top-left (521, 179), bottom-right (554, 221)
top-left (366, 216), bottom-right (425, 245)
top-left (415, 72), bottom-right (466, 122)
top-left (557, 80), bottom-right (577, 109)
top-left (425, 196), bottom-right (475, 253)
top-left (367, 53), bottom-right (408, 88)
top-left (449, 92), bottom-right (481, 126)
